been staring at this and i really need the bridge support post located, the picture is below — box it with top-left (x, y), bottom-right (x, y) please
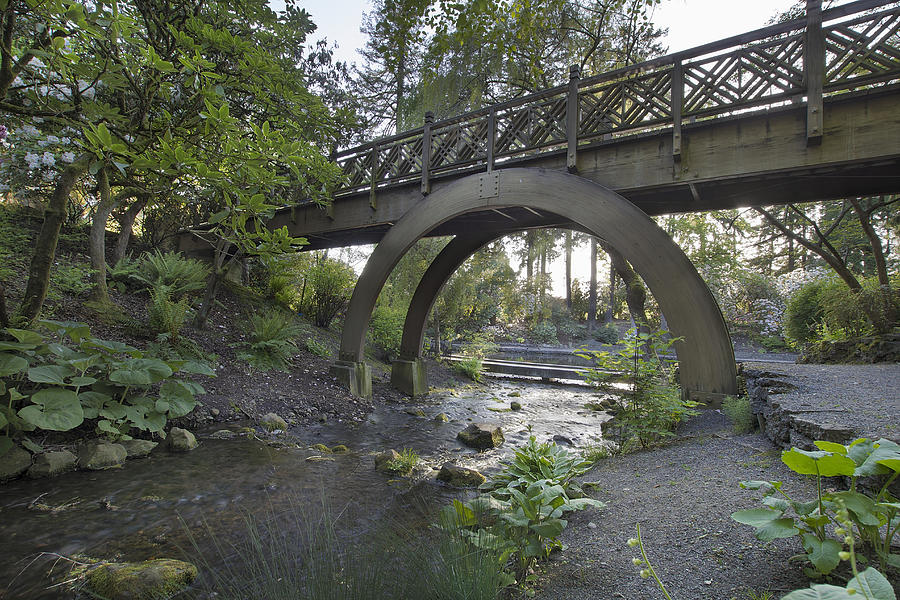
top-left (390, 357), bottom-right (428, 397)
top-left (329, 360), bottom-right (372, 399)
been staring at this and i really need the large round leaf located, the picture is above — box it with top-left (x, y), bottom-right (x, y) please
top-left (109, 358), bottom-right (173, 385)
top-left (18, 388), bottom-right (84, 431)
top-left (782, 448), bottom-right (857, 477)
top-left (158, 380), bottom-right (197, 418)
top-left (28, 365), bottom-right (74, 385)
top-left (0, 353), bottom-right (29, 377)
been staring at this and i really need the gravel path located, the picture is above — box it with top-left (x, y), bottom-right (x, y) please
top-left (534, 408), bottom-right (899, 600)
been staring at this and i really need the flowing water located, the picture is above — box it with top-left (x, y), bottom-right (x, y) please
top-left (0, 379), bottom-right (612, 599)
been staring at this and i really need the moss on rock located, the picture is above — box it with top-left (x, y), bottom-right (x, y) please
top-left (86, 558), bottom-right (197, 600)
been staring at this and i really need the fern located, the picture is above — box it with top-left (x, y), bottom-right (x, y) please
top-left (236, 311), bottom-right (303, 371)
top-left (148, 285), bottom-right (191, 339)
top-left (134, 251), bottom-right (209, 300)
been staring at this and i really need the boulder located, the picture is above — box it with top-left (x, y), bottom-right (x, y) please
top-left (437, 462), bottom-right (486, 487)
top-left (457, 424), bottom-right (504, 450)
top-left (87, 558), bottom-right (197, 600)
top-left (331, 445), bottom-right (349, 454)
top-left (208, 430), bottom-right (237, 440)
top-left (374, 449), bottom-right (401, 473)
top-left (167, 428), bottom-right (198, 452)
top-left (78, 442), bottom-right (127, 470)
top-left (121, 440), bottom-right (157, 459)
top-left (28, 450), bottom-right (76, 478)
top-left (510, 401), bottom-right (522, 411)
top-left (433, 413), bottom-right (450, 423)
top-left (0, 445), bottom-right (32, 482)
top-left (260, 412), bottom-right (288, 432)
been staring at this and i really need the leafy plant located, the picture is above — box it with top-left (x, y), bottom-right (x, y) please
top-left (368, 304), bottom-right (404, 359)
top-left (147, 286), bottom-right (191, 339)
top-left (733, 438), bottom-right (900, 576)
top-left (577, 329), bottom-right (696, 448)
top-left (235, 311), bottom-right (302, 371)
top-left (452, 356), bottom-right (484, 382)
top-left (48, 263), bottom-right (94, 298)
top-left (592, 322), bottom-right (618, 344)
top-left (0, 321), bottom-right (214, 452)
top-left (385, 448), bottom-right (419, 475)
top-left (301, 257), bottom-right (356, 328)
top-left (722, 395), bottom-right (756, 434)
top-left (303, 338), bottom-right (331, 358)
top-left (132, 251), bottom-right (210, 300)
top-left (445, 436), bottom-right (604, 583)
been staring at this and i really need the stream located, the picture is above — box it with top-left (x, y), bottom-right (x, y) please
top-left (0, 378), bottom-right (612, 599)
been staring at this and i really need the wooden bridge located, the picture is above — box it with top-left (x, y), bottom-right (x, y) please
top-left (258, 0), bottom-right (900, 251)
top-left (179, 0), bottom-right (900, 402)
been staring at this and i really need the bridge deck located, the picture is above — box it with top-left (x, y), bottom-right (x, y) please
top-left (178, 0), bottom-right (900, 254)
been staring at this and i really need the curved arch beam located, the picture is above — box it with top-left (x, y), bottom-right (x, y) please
top-left (399, 231), bottom-right (505, 360)
top-left (339, 168), bottom-right (736, 399)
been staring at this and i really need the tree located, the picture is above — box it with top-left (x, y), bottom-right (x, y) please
top-left (755, 197), bottom-right (898, 334)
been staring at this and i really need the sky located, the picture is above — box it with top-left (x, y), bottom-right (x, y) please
top-left (289, 0), bottom-right (820, 295)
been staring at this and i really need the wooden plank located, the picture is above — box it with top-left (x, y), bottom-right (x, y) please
top-left (806, 0), bottom-right (825, 145)
top-left (567, 64), bottom-right (580, 172)
top-left (421, 111), bottom-right (433, 195)
top-left (672, 60), bottom-right (683, 162)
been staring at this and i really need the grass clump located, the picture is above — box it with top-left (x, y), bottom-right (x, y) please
top-left (722, 395), bottom-right (756, 434)
top-left (452, 356), bottom-right (483, 382)
top-left (385, 448), bottom-right (419, 475)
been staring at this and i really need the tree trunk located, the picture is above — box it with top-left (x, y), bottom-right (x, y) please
top-left (587, 237), bottom-right (597, 331)
top-left (16, 154), bottom-right (91, 326)
top-left (89, 167), bottom-right (115, 304)
top-left (606, 259), bottom-right (615, 322)
top-left (113, 195), bottom-right (148, 265)
top-left (194, 239), bottom-right (241, 329)
top-left (600, 241), bottom-right (649, 336)
top-left (849, 197), bottom-right (897, 331)
top-left (432, 304), bottom-right (441, 357)
top-left (565, 231), bottom-right (572, 311)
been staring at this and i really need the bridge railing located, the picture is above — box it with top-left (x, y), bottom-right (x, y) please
top-left (334, 0), bottom-right (900, 200)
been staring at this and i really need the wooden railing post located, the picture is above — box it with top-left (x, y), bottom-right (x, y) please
top-left (486, 110), bottom-right (496, 173)
top-left (421, 111), bottom-right (433, 195)
top-left (566, 63), bottom-right (580, 173)
top-left (805, 0), bottom-right (824, 146)
top-left (369, 145), bottom-right (378, 210)
top-left (672, 60), bottom-right (683, 162)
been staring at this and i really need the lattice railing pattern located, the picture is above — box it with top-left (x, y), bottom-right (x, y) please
top-left (682, 34), bottom-right (805, 117)
top-left (333, 1), bottom-right (900, 196)
top-left (825, 7), bottom-right (900, 89)
top-left (579, 69), bottom-right (673, 141)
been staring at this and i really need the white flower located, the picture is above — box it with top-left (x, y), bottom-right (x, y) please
top-left (37, 139), bottom-right (49, 147)
top-left (24, 152), bottom-right (40, 169)
top-left (30, 58), bottom-right (45, 69)
top-left (46, 135), bottom-right (60, 144)
top-left (11, 76), bottom-right (23, 87)
top-left (41, 151), bottom-right (55, 166)
top-left (61, 151), bottom-right (75, 164)
top-left (61, 137), bottom-right (71, 145)
top-left (20, 124), bottom-right (40, 137)
top-left (43, 170), bottom-right (55, 181)
top-left (32, 117), bottom-right (44, 124)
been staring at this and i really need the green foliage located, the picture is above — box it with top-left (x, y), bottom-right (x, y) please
top-left (528, 320), bottom-right (558, 344)
top-left (107, 255), bottom-right (143, 293)
top-left (147, 286), bottom-right (191, 340)
top-left (452, 356), bottom-right (483, 382)
top-left (385, 448), bottom-right (419, 475)
top-left (368, 304), bottom-right (404, 359)
top-left (303, 338), bottom-right (331, 359)
top-left (481, 434), bottom-right (593, 496)
top-left (0, 321), bottom-right (214, 447)
top-left (592, 322), bottom-right (619, 344)
top-left (781, 567), bottom-right (896, 600)
top-left (188, 498), bottom-right (509, 600)
top-left (722, 395), bottom-right (757, 434)
top-left (446, 436), bottom-right (603, 582)
top-left (733, 438), bottom-right (900, 576)
top-left (235, 311), bottom-right (302, 371)
top-left (302, 257), bottom-right (356, 328)
top-left (132, 251), bottom-right (210, 301)
top-left (577, 329), bottom-right (696, 448)
top-left (49, 263), bottom-right (94, 298)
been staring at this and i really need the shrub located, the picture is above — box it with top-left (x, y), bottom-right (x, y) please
top-left (452, 356), bottom-right (483, 382)
top-left (722, 395), bottom-right (756, 434)
top-left (302, 258), bottom-right (356, 328)
top-left (0, 321), bottom-right (214, 449)
top-left (235, 311), bottom-right (302, 371)
top-left (107, 255), bottom-right (143, 293)
top-left (385, 448), bottom-right (419, 475)
top-left (369, 304), bottom-right (404, 359)
top-left (784, 278), bottom-right (828, 346)
top-left (577, 329), bottom-right (697, 448)
top-left (528, 320), bottom-right (558, 344)
top-left (592, 322), bottom-right (618, 344)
